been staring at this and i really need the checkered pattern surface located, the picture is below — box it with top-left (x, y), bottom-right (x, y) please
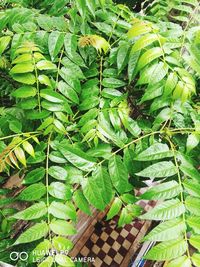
top-left (79, 200), bottom-right (156, 267)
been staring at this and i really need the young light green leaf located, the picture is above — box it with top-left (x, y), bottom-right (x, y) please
top-left (186, 133), bottom-right (200, 153)
top-left (55, 254), bottom-right (75, 267)
top-left (12, 86), bottom-right (36, 98)
top-left (22, 141), bottom-right (35, 157)
top-left (14, 147), bottom-right (26, 166)
top-left (73, 189), bottom-right (91, 215)
top-left (187, 216), bottom-right (200, 234)
top-left (183, 179), bottom-right (200, 198)
top-left (137, 47), bottom-right (163, 70)
top-left (192, 253), bottom-right (200, 267)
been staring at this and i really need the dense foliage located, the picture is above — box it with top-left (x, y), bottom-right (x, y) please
top-left (0, 0), bottom-right (200, 266)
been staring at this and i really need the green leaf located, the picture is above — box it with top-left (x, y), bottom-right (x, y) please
top-left (49, 182), bottom-right (72, 200)
top-left (17, 183), bottom-right (46, 201)
top-left (49, 201), bottom-right (76, 221)
top-left (137, 47), bottom-right (163, 70)
top-left (128, 49), bottom-right (140, 82)
top-left (55, 254), bottom-right (75, 267)
top-left (22, 141), bottom-right (35, 157)
top-left (12, 86), bottom-right (36, 98)
top-left (0, 36), bottom-right (11, 55)
top-left (48, 31), bottom-right (65, 61)
top-left (143, 218), bottom-right (186, 241)
top-left (29, 239), bottom-right (52, 262)
top-left (132, 34), bottom-right (160, 53)
top-left (187, 216), bottom-right (200, 234)
top-left (127, 22), bottom-right (152, 39)
top-left (10, 62), bottom-right (34, 74)
top-left (40, 89), bottom-right (67, 103)
top-left (192, 253), bottom-right (200, 267)
top-left (183, 179), bottom-right (200, 198)
top-left (102, 78), bottom-right (126, 88)
top-left (117, 43), bottom-right (130, 73)
top-left (13, 222), bottom-right (49, 245)
top-left (14, 146), bottom-right (26, 166)
top-left (73, 189), bottom-right (91, 215)
top-left (49, 220), bottom-right (76, 235)
top-left (140, 199), bottom-right (185, 220)
top-left (134, 143), bottom-right (173, 161)
top-left (48, 166), bottom-right (68, 181)
top-left (52, 236), bottom-right (73, 251)
top-left (189, 235), bottom-right (200, 251)
top-left (11, 73), bottom-right (36, 84)
top-left (38, 256), bottom-right (54, 267)
top-left (145, 239), bottom-right (187, 261)
top-left (107, 198), bottom-right (122, 220)
top-left (81, 177), bottom-right (106, 211)
top-left (58, 81), bottom-right (79, 104)
top-left (118, 204), bottom-right (142, 227)
top-left (108, 155), bottom-right (129, 194)
top-left (58, 141), bottom-right (96, 172)
top-left (36, 60), bottom-right (57, 70)
top-left (92, 166), bottom-right (112, 206)
top-left (185, 196), bottom-right (200, 215)
top-left (12, 202), bottom-right (47, 220)
top-left (140, 181), bottom-right (182, 200)
top-left (186, 133), bottom-right (200, 153)
top-left (166, 256), bottom-right (191, 267)
top-left (135, 161), bottom-right (177, 178)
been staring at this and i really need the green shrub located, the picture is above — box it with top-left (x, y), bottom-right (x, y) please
top-left (0, 0), bottom-right (200, 266)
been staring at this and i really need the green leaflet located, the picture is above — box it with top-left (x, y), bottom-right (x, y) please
top-left (131, 34), bottom-right (160, 53)
top-left (137, 47), bottom-right (163, 70)
top-left (108, 155), bottom-right (130, 194)
top-left (55, 254), bottom-right (75, 267)
top-left (192, 253), bottom-right (200, 267)
top-left (17, 183), bottom-right (46, 201)
top-left (143, 218), bottom-right (186, 241)
top-left (145, 239), bottom-right (187, 261)
top-left (58, 141), bottom-right (96, 172)
top-left (29, 239), bottom-right (52, 262)
top-left (140, 181), bottom-right (182, 200)
top-left (10, 62), bottom-right (34, 74)
top-left (166, 256), bottom-right (192, 267)
top-left (48, 31), bottom-right (65, 61)
top-left (134, 143), bottom-right (173, 161)
top-left (187, 216), bottom-right (200, 234)
top-left (38, 256), bottom-right (53, 267)
top-left (12, 202), bottom-right (47, 220)
top-left (49, 220), bottom-right (77, 236)
top-left (140, 199), bottom-right (185, 220)
top-left (73, 189), bottom-right (91, 215)
top-left (189, 235), bottom-right (200, 251)
top-left (48, 166), bottom-right (68, 181)
top-left (81, 177), bottom-right (106, 211)
top-left (180, 164), bottom-right (200, 182)
top-left (12, 86), bottom-right (36, 98)
top-left (183, 179), bottom-right (200, 198)
top-left (135, 161), bottom-right (177, 178)
top-left (118, 204), bottom-right (142, 227)
top-left (107, 198), bottom-right (122, 220)
top-left (52, 236), bottom-right (74, 251)
top-left (185, 196), bottom-right (200, 215)
top-left (13, 222), bottom-right (49, 245)
top-left (48, 182), bottom-right (72, 200)
top-left (48, 201), bottom-right (76, 221)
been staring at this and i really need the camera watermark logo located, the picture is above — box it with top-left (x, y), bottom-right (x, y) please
top-left (10, 252), bottom-right (28, 261)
